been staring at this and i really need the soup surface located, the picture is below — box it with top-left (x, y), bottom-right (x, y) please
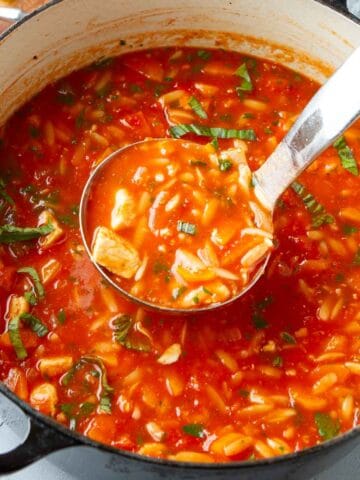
top-left (0, 46), bottom-right (360, 462)
top-left (85, 138), bottom-right (273, 309)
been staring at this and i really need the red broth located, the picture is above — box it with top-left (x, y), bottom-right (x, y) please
top-left (85, 139), bottom-right (273, 309)
top-left (0, 46), bottom-right (360, 462)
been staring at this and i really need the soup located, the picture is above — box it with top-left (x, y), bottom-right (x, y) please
top-left (84, 138), bottom-right (273, 309)
top-left (0, 46), bottom-right (359, 462)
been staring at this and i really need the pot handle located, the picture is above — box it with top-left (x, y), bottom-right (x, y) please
top-left (0, 390), bottom-right (80, 474)
top-left (0, 6), bottom-right (26, 24)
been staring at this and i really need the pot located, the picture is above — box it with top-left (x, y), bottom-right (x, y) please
top-left (0, 0), bottom-right (359, 478)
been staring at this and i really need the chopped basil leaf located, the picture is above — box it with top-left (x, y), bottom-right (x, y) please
top-left (8, 316), bottom-right (27, 359)
top-left (129, 83), bottom-right (143, 94)
top-left (353, 248), bottom-right (360, 266)
top-left (342, 224), bottom-right (358, 236)
top-left (182, 423), bottom-right (205, 438)
top-left (335, 273), bottom-right (345, 283)
top-left (211, 137), bottom-right (219, 150)
top-left (188, 96), bottom-right (208, 119)
top-left (218, 158), bottom-right (233, 172)
top-left (62, 355), bottom-right (113, 413)
top-left (272, 355), bottom-right (283, 367)
top-left (190, 160), bottom-right (208, 167)
top-left (235, 63), bottom-right (253, 92)
top-left (169, 124), bottom-right (256, 141)
top-left (28, 125), bottom-right (40, 138)
top-left (203, 286), bottom-right (213, 295)
top-left (238, 389), bottom-right (250, 398)
top-left (252, 312), bottom-right (268, 329)
top-left (0, 179), bottom-right (15, 206)
top-left (8, 313), bottom-right (49, 359)
top-left (153, 260), bottom-right (170, 274)
top-left (113, 314), bottom-right (151, 352)
top-left (291, 182), bottom-right (334, 228)
top-left (197, 50), bottom-right (211, 61)
top-left (99, 395), bottom-right (112, 413)
top-left (172, 286), bottom-right (187, 300)
top-left (17, 267), bottom-right (44, 299)
top-left (60, 403), bottom-right (75, 418)
top-left (24, 291), bottom-right (37, 306)
top-left (177, 221), bottom-right (197, 235)
top-left (192, 295), bottom-right (200, 304)
top-left (314, 412), bottom-right (340, 441)
top-left (21, 313), bottom-right (48, 338)
top-left (57, 308), bottom-right (66, 324)
top-left (334, 136), bottom-right (358, 176)
top-left (281, 332), bottom-right (296, 344)
top-left (80, 402), bottom-right (96, 416)
top-left (256, 295), bottom-right (273, 310)
top-left (0, 224), bottom-right (53, 244)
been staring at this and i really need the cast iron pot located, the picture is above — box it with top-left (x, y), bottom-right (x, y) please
top-left (0, 0), bottom-right (359, 478)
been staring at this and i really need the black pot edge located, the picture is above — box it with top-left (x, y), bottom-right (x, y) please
top-left (0, 0), bottom-right (359, 472)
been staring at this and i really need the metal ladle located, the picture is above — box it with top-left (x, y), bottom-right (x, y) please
top-left (80, 46), bottom-right (360, 314)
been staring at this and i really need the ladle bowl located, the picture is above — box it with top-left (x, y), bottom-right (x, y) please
top-left (80, 45), bottom-right (360, 314)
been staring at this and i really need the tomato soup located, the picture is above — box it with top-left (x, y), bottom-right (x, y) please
top-left (85, 138), bottom-right (273, 309)
top-left (0, 46), bottom-right (359, 462)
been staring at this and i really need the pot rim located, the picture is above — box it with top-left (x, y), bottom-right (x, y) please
top-left (0, 0), bottom-right (359, 470)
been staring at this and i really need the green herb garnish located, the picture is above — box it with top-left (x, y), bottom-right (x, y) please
top-left (17, 267), bottom-right (44, 299)
top-left (190, 160), bottom-right (208, 167)
top-left (218, 158), bottom-right (233, 172)
top-left (281, 332), bottom-right (296, 344)
top-left (9, 313), bottom-right (49, 359)
top-left (272, 355), bottom-right (283, 367)
top-left (333, 136), bottom-right (358, 176)
top-left (0, 179), bottom-right (15, 206)
top-left (113, 314), bottom-right (151, 352)
top-left (0, 224), bottom-right (53, 244)
top-left (314, 412), bottom-right (340, 441)
top-left (169, 124), bottom-right (256, 141)
top-left (291, 181), bottom-right (334, 228)
top-left (182, 424), bottom-right (205, 438)
top-left (188, 96), bottom-right (208, 119)
top-left (235, 63), bottom-right (253, 92)
top-left (172, 286), bottom-right (187, 300)
top-left (353, 248), bottom-right (360, 265)
top-left (177, 221), bottom-right (197, 236)
top-left (197, 50), bottom-right (211, 61)
top-left (252, 312), bottom-right (268, 329)
top-left (62, 355), bottom-right (113, 413)
top-left (57, 309), bottom-right (66, 325)
top-left (342, 224), bottom-right (358, 235)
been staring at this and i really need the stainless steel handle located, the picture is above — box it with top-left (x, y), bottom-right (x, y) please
top-left (0, 6), bottom-right (26, 23)
top-left (254, 46), bottom-right (360, 209)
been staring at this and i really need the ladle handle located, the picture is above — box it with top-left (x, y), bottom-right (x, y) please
top-left (253, 46), bottom-right (360, 209)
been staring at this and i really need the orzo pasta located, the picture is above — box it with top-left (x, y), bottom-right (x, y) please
top-left (0, 46), bottom-right (359, 462)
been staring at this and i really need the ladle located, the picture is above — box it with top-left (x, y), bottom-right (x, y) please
top-left (80, 46), bottom-right (360, 314)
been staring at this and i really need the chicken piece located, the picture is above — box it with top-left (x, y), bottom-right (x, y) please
top-left (111, 188), bottom-right (136, 230)
top-left (38, 210), bottom-right (64, 250)
top-left (92, 226), bottom-right (140, 278)
top-left (8, 295), bottom-right (29, 319)
top-left (30, 383), bottom-right (58, 415)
